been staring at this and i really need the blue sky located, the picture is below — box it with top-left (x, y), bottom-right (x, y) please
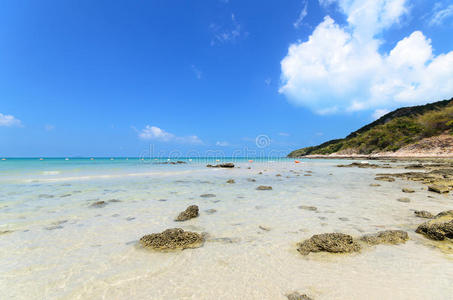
top-left (1, 0), bottom-right (453, 157)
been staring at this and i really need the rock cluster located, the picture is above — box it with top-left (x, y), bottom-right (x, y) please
top-left (416, 210), bottom-right (453, 241)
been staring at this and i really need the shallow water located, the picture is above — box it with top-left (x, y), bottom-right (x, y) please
top-left (1, 158), bottom-right (452, 299)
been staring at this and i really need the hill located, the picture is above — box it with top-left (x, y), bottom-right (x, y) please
top-left (288, 98), bottom-right (453, 157)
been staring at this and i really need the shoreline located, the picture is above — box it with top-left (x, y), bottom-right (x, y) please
top-left (293, 154), bottom-right (453, 160)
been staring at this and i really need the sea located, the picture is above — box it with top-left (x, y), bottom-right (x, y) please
top-left (0, 157), bottom-right (452, 299)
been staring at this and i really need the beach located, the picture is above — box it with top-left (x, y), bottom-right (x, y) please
top-left (0, 158), bottom-right (452, 299)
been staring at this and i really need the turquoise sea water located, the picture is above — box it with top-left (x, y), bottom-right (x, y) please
top-left (1, 158), bottom-right (452, 299)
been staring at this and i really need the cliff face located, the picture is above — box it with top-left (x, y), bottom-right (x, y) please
top-left (288, 98), bottom-right (453, 157)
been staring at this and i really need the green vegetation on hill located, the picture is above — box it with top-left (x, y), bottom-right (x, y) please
top-left (288, 98), bottom-right (453, 157)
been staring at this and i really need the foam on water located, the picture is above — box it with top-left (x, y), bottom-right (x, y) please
top-left (0, 158), bottom-right (452, 299)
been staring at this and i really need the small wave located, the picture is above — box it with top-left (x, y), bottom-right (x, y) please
top-left (42, 171), bottom-right (60, 176)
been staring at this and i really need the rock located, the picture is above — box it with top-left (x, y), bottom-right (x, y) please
top-left (428, 185), bottom-right (449, 194)
top-left (175, 205), bottom-right (199, 221)
top-left (276, 174), bottom-right (282, 177)
top-left (360, 230), bottom-right (409, 245)
top-left (247, 178), bottom-right (257, 182)
top-left (375, 176), bottom-right (395, 182)
top-left (139, 228), bottom-right (204, 250)
top-left (200, 193), bottom-right (216, 198)
top-left (207, 163), bottom-right (234, 168)
top-left (414, 210), bottom-right (434, 219)
top-left (90, 200), bottom-right (107, 208)
top-left (370, 183), bottom-right (381, 187)
top-left (298, 205), bottom-right (317, 211)
top-left (402, 188), bottom-right (415, 193)
top-left (416, 210), bottom-right (453, 240)
top-left (259, 225), bottom-right (271, 231)
top-left (226, 179), bottom-right (235, 184)
top-left (297, 233), bottom-right (361, 255)
top-left (256, 185), bottom-right (272, 190)
top-left (397, 197), bottom-right (410, 203)
top-left (286, 292), bottom-right (313, 300)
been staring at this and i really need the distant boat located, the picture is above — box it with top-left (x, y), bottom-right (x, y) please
top-left (110, 158), bottom-right (114, 160)
top-left (39, 158), bottom-right (44, 161)
top-left (1, 158), bottom-right (6, 161)
top-left (90, 158), bottom-right (94, 160)
top-left (65, 158), bottom-right (69, 161)
top-left (189, 159), bottom-right (192, 162)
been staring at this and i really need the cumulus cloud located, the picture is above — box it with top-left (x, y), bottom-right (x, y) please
top-left (0, 113), bottom-right (22, 127)
top-left (280, 0), bottom-right (453, 115)
top-left (294, 1), bottom-right (308, 28)
top-left (139, 125), bottom-right (203, 144)
top-left (191, 65), bottom-right (202, 79)
top-left (372, 108), bottom-right (390, 120)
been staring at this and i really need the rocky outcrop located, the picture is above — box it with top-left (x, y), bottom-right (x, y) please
top-left (175, 205), bottom-right (199, 221)
top-left (360, 230), bottom-right (409, 245)
top-left (428, 185), bottom-right (449, 193)
top-left (226, 179), bottom-right (235, 184)
top-left (139, 228), bottom-right (204, 250)
top-left (416, 210), bottom-right (453, 241)
top-left (297, 233), bottom-right (361, 255)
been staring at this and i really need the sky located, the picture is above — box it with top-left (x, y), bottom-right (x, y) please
top-left (1, 0), bottom-right (453, 157)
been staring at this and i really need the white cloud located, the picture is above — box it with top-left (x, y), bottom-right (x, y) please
top-left (278, 132), bottom-right (290, 136)
top-left (0, 113), bottom-right (21, 127)
top-left (216, 141), bottom-right (230, 146)
top-left (372, 108), bottom-right (390, 119)
top-left (139, 125), bottom-right (203, 144)
top-left (294, 1), bottom-right (308, 28)
top-left (280, 0), bottom-right (453, 115)
top-left (210, 14), bottom-right (242, 45)
top-left (430, 3), bottom-right (453, 26)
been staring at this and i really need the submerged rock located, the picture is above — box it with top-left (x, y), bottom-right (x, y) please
top-left (175, 205), bottom-right (199, 222)
top-left (90, 201), bottom-right (107, 208)
top-left (204, 208), bottom-right (217, 215)
top-left (402, 188), bottom-right (415, 193)
top-left (297, 233), bottom-right (361, 255)
top-left (226, 179), bottom-right (235, 184)
top-left (375, 176), bottom-right (395, 182)
top-left (256, 185), bottom-right (272, 190)
top-left (397, 197), bottom-right (411, 203)
top-left (139, 228), bottom-right (204, 250)
top-left (200, 193), bottom-right (216, 198)
top-left (416, 210), bottom-right (453, 241)
top-left (247, 178), bottom-right (257, 182)
top-left (360, 230), bottom-right (409, 245)
top-left (298, 205), bottom-right (317, 211)
top-left (286, 292), bottom-right (313, 300)
top-left (414, 210), bottom-right (434, 219)
top-left (370, 183), bottom-right (381, 187)
top-left (259, 225), bottom-right (271, 231)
